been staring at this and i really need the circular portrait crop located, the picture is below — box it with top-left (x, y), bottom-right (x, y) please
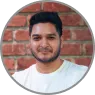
top-left (0, 0), bottom-right (94, 94)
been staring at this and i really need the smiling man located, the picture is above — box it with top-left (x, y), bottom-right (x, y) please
top-left (12, 12), bottom-right (88, 93)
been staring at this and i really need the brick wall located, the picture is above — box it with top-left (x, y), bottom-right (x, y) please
top-left (1, 1), bottom-right (93, 74)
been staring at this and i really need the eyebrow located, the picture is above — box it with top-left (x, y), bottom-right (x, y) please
top-left (32, 34), bottom-right (40, 37)
top-left (47, 34), bottom-right (56, 37)
top-left (32, 33), bottom-right (57, 37)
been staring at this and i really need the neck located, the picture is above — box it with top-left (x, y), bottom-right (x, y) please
top-left (36, 57), bottom-right (64, 74)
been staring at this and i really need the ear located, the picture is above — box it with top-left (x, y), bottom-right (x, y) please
top-left (60, 36), bottom-right (64, 48)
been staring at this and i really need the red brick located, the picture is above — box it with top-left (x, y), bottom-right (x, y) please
top-left (26, 43), bottom-right (32, 55)
top-left (27, 14), bottom-right (34, 26)
top-left (3, 58), bottom-right (15, 70)
top-left (13, 44), bottom-right (26, 55)
top-left (27, 15), bottom-right (32, 20)
top-left (21, 3), bottom-right (41, 12)
top-left (60, 14), bottom-right (84, 26)
top-left (75, 58), bottom-right (91, 67)
top-left (2, 43), bottom-right (26, 56)
top-left (27, 15), bottom-right (30, 26)
top-left (14, 30), bottom-right (29, 41)
top-left (27, 15), bottom-right (32, 22)
top-left (64, 58), bottom-right (74, 62)
top-left (43, 2), bottom-right (71, 12)
top-left (17, 57), bottom-right (36, 70)
top-left (3, 30), bottom-right (13, 41)
top-left (7, 15), bottom-right (26, 27)
top-left (62, 29), bottom-right (71, 40)
top-left (2, 44), bottom-right (13, 55)
top-left (60, 43), bottom-right (81, 55)
top-left (83, 44), bottom-right (93, 55)
top-left (72, 29), bottom-right (92, 40)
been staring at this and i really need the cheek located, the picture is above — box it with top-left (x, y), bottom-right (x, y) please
top-left (51, 42), bottom-right (60, 51)
top-left (30, 42), bottom-right (38, 50)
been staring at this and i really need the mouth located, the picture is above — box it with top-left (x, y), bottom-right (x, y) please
top-left (40, 51), bottom-right (50, 54)
top-left (38, 48), bottom-right (52, 55)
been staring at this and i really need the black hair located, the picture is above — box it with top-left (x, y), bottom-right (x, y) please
top-left (29, 12), bottom-right (62, 37)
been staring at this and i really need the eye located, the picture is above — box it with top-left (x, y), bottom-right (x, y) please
top-left (48, 36), bottom-right (55, 40)
top-left (33, 37), bottom-right (41, 41)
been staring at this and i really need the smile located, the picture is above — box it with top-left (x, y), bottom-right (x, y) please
top-left (40, 51), bottom-right (50, 54)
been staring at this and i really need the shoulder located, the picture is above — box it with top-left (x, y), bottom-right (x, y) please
top-left (63, 60), bottom-right (88, 75)
top-left (12, 64), bottom-right (36, 84)
top-left (60, 60), bottom-right (88, 88)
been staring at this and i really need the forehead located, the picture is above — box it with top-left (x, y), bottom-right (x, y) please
top-left (31, 23), bottom-right (58, 36)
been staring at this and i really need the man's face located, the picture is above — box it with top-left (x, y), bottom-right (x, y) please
top-left (30, 23), bottom-right (63, 63)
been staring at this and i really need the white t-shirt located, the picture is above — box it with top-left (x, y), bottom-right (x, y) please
top-left (12, 60), bottom-right (88, 93)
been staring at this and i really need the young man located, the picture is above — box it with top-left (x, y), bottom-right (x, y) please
top-left (12, 12), bottom-right (88, 93)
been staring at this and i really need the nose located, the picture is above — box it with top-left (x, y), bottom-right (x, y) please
top-left (40, 38), bottom-right (49, 48)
